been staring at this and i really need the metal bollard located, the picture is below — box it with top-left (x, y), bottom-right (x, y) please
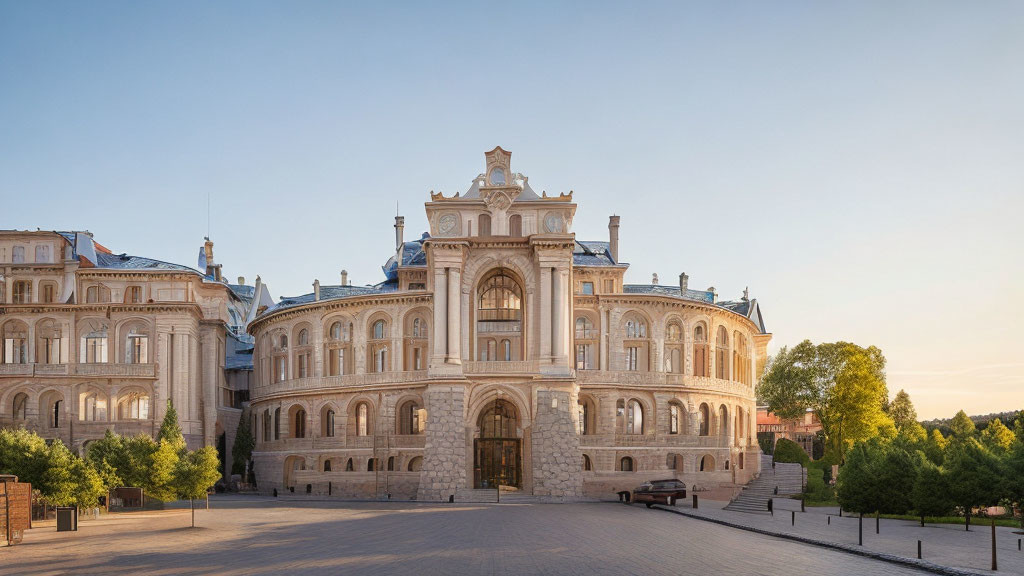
top-left (791, 511), bottom-right (795, 526)
top-left (827, 515), bottom-right (830, 525)
top-left (859, 513), bottom-right (863, 546)
top-left (801, 499), bottom-right (805, 513)
top-left (992, 519), bottom-right (997, 571)
top-left (917, 540), bottom-right (921, 559)
top-left (692, 494), bottom-right (698, 509)
top-left (1018, 538), bottom-right (1021, 551)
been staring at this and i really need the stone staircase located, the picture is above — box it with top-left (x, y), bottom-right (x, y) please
top-left (454, 489), bottom-right (499, 503)
top-left (724, 454), bottom-right (806, 514)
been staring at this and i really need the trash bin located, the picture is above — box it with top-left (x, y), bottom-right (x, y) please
top-left (56, 506), bottom-right (78, 532)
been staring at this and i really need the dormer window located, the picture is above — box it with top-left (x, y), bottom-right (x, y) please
top-left (488, 167), bottom-right (506, 186)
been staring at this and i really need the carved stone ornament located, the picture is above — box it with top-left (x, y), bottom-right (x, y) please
top-left (543, 212), bottom-right (564, 233)
top-left (438, 213), bottom-right (460, 237)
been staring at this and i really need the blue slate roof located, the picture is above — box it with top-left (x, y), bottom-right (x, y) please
top-left (382, 233), bottom-right (429, 280)
top-left (718, 300), bottom-right (750, 316)
top-left (267, 284), bottom-right (397, 315)
top-left (573, 240), bottom-right (620, 267)
top-left (94, 251), bottom-right (200, 273)
top-left (623, 284), bottom-right (716, 303)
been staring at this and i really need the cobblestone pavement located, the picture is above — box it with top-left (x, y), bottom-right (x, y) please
top-left (1, 495), bottom-right (944, 576)
top-left (661, 497), bottom-right (1023, 575)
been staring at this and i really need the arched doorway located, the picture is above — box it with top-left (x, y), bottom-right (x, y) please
top-left (474, 399), bottom-right (521, 488)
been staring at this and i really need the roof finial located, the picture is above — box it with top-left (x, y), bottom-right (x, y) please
top-left (652, 273), bottom-right (659, 285)
top-left (743, 286), bottom-right (750, 301)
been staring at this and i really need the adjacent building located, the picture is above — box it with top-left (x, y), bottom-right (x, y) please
top-left (248, 148), bottom-right (771, 501)
top-left (0, 231), bottom-right (268, 471)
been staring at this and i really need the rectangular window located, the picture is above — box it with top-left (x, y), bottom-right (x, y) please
top-left (42, 284), bottom-right (56, 303)
top-left (35, 245), bottom-right (51, 263)
top-left (298, 353), bottom-right (308, 378)
top-left (43, 337), bottom-right (63, 364)
top-left (127, 336), bottom-right (148, 364)
top-left (12, 246), bottom-right (25, 263)
top-left (414, 347), bottom-right (422, 370)
top-left (12, 281), bottom-right (31, 304)
top-left (581, 282), bottom-right (594, 295)
top-left (626, 347), bottom-right (638, 371)
top-left (603, 279), bottom-right (615, 293)
top-left (85, 337), bottom-right (108, 363)
top-left (127, 286), bottom-right (142, 303)
top-left (4, 338), bottom-right (27, 364)
top-left (576, 344), bottom-right (593, 370)
top-left (275, 357), bottom-right (286, 382)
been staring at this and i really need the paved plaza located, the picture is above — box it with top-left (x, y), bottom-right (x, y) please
top-left (1, 495), bottom-right (958, 576)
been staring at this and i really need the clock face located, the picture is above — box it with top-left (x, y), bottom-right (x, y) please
top-left (439, 214), bottom-right (458, 236)
top-left (544, 213), bottom-right (562, 233)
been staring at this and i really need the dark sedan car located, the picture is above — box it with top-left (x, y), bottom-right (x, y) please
top-left (632, 479), bottom-right (687, 507)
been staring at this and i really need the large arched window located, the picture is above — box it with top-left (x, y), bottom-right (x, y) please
top-left (79, 388), bottom-right (107, 421)
top-left (715, 326), bottom-right (730, 380)
top-left (123, 323), bottom-right (150, 364)
top-left (2, 320), bottom-right (29, 364)
top-left (509, 214), bottom-right (522, 237)
top-left (575, 316), bottom-right (597, 370)
top-left (665, 320), bottom-right (683, 373)
top-left (404, 313), bottom-right (429, 371)
top-left (12, 392), bottom-right (28, 421)
top-left (290, 406), bottom-right (307, 438)
top-left (577, 396), bottom-right (596, 435)
top-left (698, 403), bottom-right (710, 436)
top-left (35, 319), bottom-right (66, 364)
top-left (700, 454), bottom-right (716, 472)
top-left (368, 318), bottom-right (390, 373)
top-left (294, 326), bottom-right (312, 379)
top-left (622, 314), bottom-right (649, 371)
top-left (322, 406), bottom-right (336, 437)
top-left (719, 405), bottom-right (728, 436)
top-left (733, 331), bottom-right (751, 385)
top-left (117, 391), bottom-right (150, 420)
top-left (325, 320), bottom-right (352, 376)
top-left (669, 402), bottom-right (683, 435)
top-left (693, 323), bottom-right (709, 377)
top-left (355, 402), bottom-right (371, 436)
top-left (625, 399), bottom-right (644, 435)
top-left (476, 270), bottom-right (523, 361)
top-left (262, 410), bottom-right (272, 442)
top-left (398, 400), bottom-right (426, 435)
top-left (478, 213), bottom-right (492, 236)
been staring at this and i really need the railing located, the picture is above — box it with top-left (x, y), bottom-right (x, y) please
top-left (254, 371), bottom-right (430, 398)
top-left (576, 370), bottom-right (752, 395)
top-left (463, 360), bottom-right (539, 375)
top-left (580, 433), bottom-right (731, 448)
top-left (0, 363), bottom-right (155, 378)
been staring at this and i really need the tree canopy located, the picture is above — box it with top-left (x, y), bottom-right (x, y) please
top-left (758, 340), bottom-right (891, 459)
top-left (949, 410), bottom-right (976, 438)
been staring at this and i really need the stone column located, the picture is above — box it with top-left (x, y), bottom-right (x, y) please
top-left (447, 267), bottom-right (461, 364)
top-left (552, 269), bottom-right (563, 360)
top-left (432, 268), bottom-right (448, 366)
top-left (539, 267), bottom-right (552, 360)
top-left (200, 326), bottom-right (218, 447)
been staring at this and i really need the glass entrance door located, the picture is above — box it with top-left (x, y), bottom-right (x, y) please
top-left (474, 438), bottom-right (521, 488)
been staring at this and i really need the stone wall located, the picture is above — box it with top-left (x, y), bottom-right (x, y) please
top-left (531, 389), bottom-right (582, 500)
top-left (416, 383), bottom-right (467, 501)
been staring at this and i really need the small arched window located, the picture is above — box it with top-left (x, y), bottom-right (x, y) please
top-left (13, 392), bottom-right (28, 420)
top-left (620, 456), bottom-right (634, 472)
top-left (399, 400), bottom-right (425, 435)
top-left (407, 456), bottom-right (423, 471)
top-left (501, 339), bottom-right (511, 361)
top-left (330, 321), bottom-right (342, 340)
top-left (293, 408), bottom-right (306, 438)
top-left (280, 335), bottom-right (288, 349)
top-left (575, 316), bottom-right (595, 339)
top-left (583, 454), bottom-right (592, 471)
top-left (274, 407), bottom-right (281, 440)
top-left (715, 326), bottom-right (730, 380)
top-left (323, 408), bottom-right (336, 437)
top-left (669, 403), bottom-right (681, 435)
top-left (719, 405), bottom-right (729, 436)
top-left (698, 403), bottom-right (710, 436)
top-left (666, 322), bottom-right (682, 341)
top-left (479, 214), bottom-right (492, 236)
top-left (412, 318), bottom-right (422, 338)
top-left (298, 329), bottom-right (309, 346)
top-left (625, 318), bottom-right (647, 339)
top-left (387, 456), bottom-right (395, 471)
top-left (509, 214), bottom-right (522, 237)
top-left (324, 459), bottom-right (332, 472)
top-left (372, 320), bottom-right (386, 340)
top-left (346, 458), bottom-right (354, 472)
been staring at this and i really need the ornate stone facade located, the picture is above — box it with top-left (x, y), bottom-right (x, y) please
top-left (248, 148), bottom-right (771, 501)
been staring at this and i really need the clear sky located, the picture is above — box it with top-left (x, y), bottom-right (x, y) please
top-left (2, 1), bottom-right (1021, 420)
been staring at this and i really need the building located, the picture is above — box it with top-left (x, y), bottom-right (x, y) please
top-left (248, 147), bottom-right (771, 501)
top-left (0, 230), bottom-right (267, 469)
top-left (756, 406), bottom-right (823, 458)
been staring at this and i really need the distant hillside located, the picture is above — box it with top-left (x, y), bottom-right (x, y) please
top-left (921, 410), bottom-right (1021, 434)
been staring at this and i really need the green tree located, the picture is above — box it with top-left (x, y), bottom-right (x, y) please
top-left (888, 389), bottom-right (918, 431)
top-left (121, 434), bottom-right (159, 488)
top-left (922, 429), bottom-right (948, 466)
top-left (147, 439), bottom-right (181, 502)
top-left (874, 443), bottom-right (916, 514)
top-left (758, 340), bottom-right (891, 460)
top-left (173, 446), bottom-right (222, 527)
top-left (950, 410), bottom-right (976, 438)
top-left (0, 428), bottom-right (50, 487)
top-left (911, 457), bottom-right (953, 526)
top-left (231, 407), bottom-right (255, 477)
top-left (980, 418), bottom-right (1016, 454)
top-left (1005, 441), bottom-right (1024, 529)
top-left (42, 440), bottom-right (105, 508)
top-left (159, 400), bottom-right (186, 451)
top-left (836, 441), bottom-right (878, 514)
top-left (944, 437), bottom-right (1005, 530)
top-left (772, 438), bottom-right (809, 465)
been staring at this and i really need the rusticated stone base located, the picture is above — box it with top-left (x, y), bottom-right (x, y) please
top-left (416, 383), bottom-right (468, 501)
top-left (531, 389), bottom-right (582, 500)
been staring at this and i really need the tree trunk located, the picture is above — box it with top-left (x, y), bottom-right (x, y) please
top-left (190, 498), bottom-right (195, 528)
top-left (875, 511), bottom-right (879, 534)
top-left (920, 514), bottom-right (924, 528)
top-left (966, 509), bottom-right (970, 531)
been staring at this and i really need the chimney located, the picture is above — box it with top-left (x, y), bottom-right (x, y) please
top-left (708, 286), bottom-right (718, 303)
top-left (237, 276), bottom-right (246, 285)
top-left (213, 264), bottom-right (222, 282)
top-left (313, 279), bottom-right (321, 301)
top-left (204, 239), bottom-right (215, 276)
top-left (608, 215), bottom-right (620, 263)
top-left (679, 272), bottom-right (689, 293)
top-left (340, 270), bottom-right (348, 286)
top-left (652, 273), bottom-right (659, 285)
top-left (395, 216), bottom-right (405, 266)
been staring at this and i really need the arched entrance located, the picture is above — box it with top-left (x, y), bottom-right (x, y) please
top-left (474, 399), bottom-right (521, 488)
